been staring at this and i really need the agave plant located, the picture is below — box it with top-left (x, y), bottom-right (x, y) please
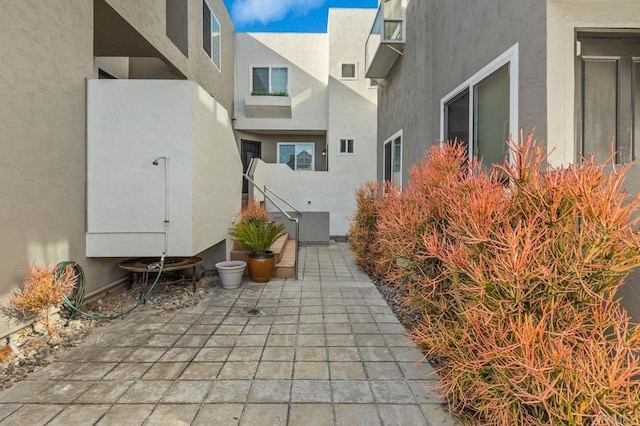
top-left (229, 220), bottom-right (286, 255)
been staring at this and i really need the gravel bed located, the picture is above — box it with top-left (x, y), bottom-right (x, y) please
top-left (0, 275), bottom-right (219, 390)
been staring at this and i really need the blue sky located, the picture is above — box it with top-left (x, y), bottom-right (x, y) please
top-left (223, 0), bottom-right (378, 33)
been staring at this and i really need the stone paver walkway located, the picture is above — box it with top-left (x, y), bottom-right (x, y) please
top-left (0, 242), bottom-right (456, 425)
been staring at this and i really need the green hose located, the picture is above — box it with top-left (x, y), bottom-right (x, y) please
top-left (57, 259), bottom-right (165, 321)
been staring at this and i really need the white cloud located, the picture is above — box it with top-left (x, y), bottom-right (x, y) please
top-left (231, 0), bottom-right (326, 25)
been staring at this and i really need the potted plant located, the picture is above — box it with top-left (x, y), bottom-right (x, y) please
top-left (229, 203), bottom-right (286, 283)
top-left (214, 260), bottom-right (246, 289)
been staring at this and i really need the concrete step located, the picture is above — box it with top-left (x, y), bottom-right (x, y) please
top-left (274, 239), bottom-right (296, 279)
top-left (269, 233), bottom-right (289, 263)
top-left (229, 233), bottom-right (296, 279)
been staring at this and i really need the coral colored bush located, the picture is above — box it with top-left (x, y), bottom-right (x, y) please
top-left (348, 181), bottom-right (381, 276)
top-left (10, 263), bottom-right (77, 335)
top-left (235, 199), bottom-right (270, 224)
top-left (368, 133), bottom-right (640, 424)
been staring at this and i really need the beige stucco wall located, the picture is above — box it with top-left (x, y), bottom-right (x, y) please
top-left (234, 33), bottom-right (329, 131)
top-left (104, 0), bottom-right (235, 113)
top-left (0, 0), bottom-right (237, 338)
top-left (0, 1), bottom-right (110, 337)
top-left (546, 0), bottom-right (640, 166)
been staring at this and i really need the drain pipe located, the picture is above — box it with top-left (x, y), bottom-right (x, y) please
top-left (153, 156), bottom-right (170, 254)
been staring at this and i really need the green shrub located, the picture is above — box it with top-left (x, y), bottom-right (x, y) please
top-left (230, 220), bottom-right (285, 255)
top-left (370, 132), bottom-right (640, 424)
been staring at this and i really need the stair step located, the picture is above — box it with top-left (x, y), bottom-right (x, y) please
top-left (274, 239), bottom-right (297, 279)
top-left (230, 233), bottom-right (296, 278)
top-left (269, 233), bottom-right (289, 263)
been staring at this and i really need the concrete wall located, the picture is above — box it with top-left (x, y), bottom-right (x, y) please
top-left (237, 9), bottom-right (377, 236)
top-left (376, 0), bottom-right (429, 186)
top-left (102, 0), bottom-right (235, 112)
top-left (0, 0), bottom-right (237, 338)
top-left (86, 80), bottom-right (241, 257)
top-left (95, 57), bottom-right (130, 78)
top-left (326, 8), bottom-right (378, 233)
top-left (377, 0), bottom-right (546, 186)
top-left (234, 33), bottom-right (329, 131)
top-left (0, 1), bottom-right (103, 338)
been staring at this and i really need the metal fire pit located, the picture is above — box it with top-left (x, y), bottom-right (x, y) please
top-left (119, 256), bottom-right (203, 293)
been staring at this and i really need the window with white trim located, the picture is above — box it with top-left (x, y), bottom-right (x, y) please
top-left (383, 130), bottom-right (402, 189)
top-left (252, 67), bottom-right (289, 96)
top-left (339, 139), bottom-right (355, 154)
top-left (441, 44), bottom-right (519, 166)
top-left (278, 143), bottom-right (314, 171)
top-left (341, 63), bottom-right (357, 80)
top-left (202, 0), bottom-right (221, 70)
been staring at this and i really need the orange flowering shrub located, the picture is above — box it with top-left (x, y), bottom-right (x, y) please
top-left (349, 181), bottom-right (397, 280)
top-left (10, 263), bottom-right (77, 335)
top-left (236, 199), bottom-right (270, 224)
top-left (368, 132), bottom-right (640, 424)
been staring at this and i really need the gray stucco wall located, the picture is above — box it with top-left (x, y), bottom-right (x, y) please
top-left (377, 0), bottom-right (547, 186)
top-left (377, 0), bottom-right (430, 187)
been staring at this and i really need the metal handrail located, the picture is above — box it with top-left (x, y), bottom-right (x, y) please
top-left (264, 186), bottom-right (301, 216)
top-left (243, 173), bottom-right (299, 280)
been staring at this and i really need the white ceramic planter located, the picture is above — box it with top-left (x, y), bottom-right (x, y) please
top-left (215, 261), bottom-right (246, 289)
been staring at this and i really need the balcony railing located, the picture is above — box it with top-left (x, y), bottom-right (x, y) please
top-left (365, 0), bottom-right (405, 79)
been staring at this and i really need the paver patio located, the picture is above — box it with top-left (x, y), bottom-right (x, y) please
top-left (0, 242), bottom-right (457, 425)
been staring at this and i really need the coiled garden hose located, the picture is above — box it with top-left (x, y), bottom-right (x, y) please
top-left (56, 257), bottom-right (165, 321)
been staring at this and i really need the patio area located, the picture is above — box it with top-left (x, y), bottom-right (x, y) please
top-left (0, 242), bottom-right (456, 425)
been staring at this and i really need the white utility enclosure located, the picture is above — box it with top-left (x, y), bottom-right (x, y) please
top-left (86, 79), bottom-right (242, 257)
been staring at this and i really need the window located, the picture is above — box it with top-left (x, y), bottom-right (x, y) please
top-left (341, 63), bottom-right (357, 79)
top-left (368, 79), bottom-right (378, 88)
top-left (383, 130), bottom-right (402, 189)
top-left (252, 67), bottom-right (289, 96)
top-left (339, 139), bottom-right (354, 154)
top-left (441, 44), bottom-right (518, 166)
top-left (203, 0), bottom-right (220, 70)
top-left (577, 34), bottom-right (640, 163)
top-left (278, 143), bottom-right (314, 171)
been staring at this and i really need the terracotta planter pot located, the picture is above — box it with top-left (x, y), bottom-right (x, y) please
top-left (247, 251), bottom-right (276, 283)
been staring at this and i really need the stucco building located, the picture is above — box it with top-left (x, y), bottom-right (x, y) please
top-left (0, 0), bottom-right (242, 337)
top-left (0, 1), bottom-right (380, 339)
top-left (367, 0), bottom-right (640, 319)
top-left (235, 8), bottom-right (379, 238)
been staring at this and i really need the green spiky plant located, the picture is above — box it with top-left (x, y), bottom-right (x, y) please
top-left (229, 220), bottom-right (286, 255)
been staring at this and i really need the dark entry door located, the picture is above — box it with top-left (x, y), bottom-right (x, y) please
top-left (577, 34), bottom-right (640, 163)
top-left (241, 140), bottom-right (261, 193)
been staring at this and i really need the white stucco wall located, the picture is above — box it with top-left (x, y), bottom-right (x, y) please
top-left (192, 85), bottom-right (243, 253)
top-left (546, 0), bottom-right (640, 166)
top-left (86, 79), bottom-right (241, 257)
top-left (241, 9), bottom-right (377, 236)
top-left (325, 8), bottom-right (378, 235)
top-left (234, 33), bottom-right (329, 131)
